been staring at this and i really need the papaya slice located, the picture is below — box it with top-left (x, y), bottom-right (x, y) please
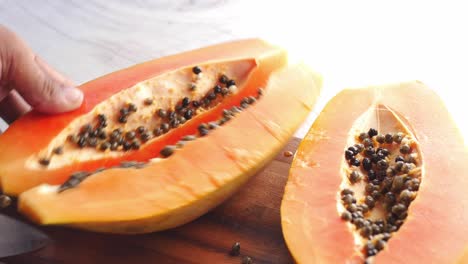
top-left (3, 40), bottom-right (322, 233)
top-left (0, 39), bottom-right (289, 196)
top-left (281, 81), bottom-right (468, 263)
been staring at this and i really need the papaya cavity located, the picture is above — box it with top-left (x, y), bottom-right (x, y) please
top-left (338, 104), bottom-right (422, 261)
top-left (29, 60), bottom-right (255, 170)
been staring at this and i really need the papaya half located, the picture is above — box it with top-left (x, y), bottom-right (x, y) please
top-left (0, 39), bottom-right (322, 233)
top-left (281, 81), bottom-right (468, 263)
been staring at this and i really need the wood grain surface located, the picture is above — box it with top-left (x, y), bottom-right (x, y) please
top-left (0, 138), bottom-right (301, 264)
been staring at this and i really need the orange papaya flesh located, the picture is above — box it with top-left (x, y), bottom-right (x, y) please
top-left (18, 64), bottom-right (322, 233)
top-left (0, 39), bottom-right (288, 196)
top-left (281, 81), bottom-right (468, 263)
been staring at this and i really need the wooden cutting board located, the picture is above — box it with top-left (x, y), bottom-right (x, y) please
top-left (1, 138), bottom-right (301, 264)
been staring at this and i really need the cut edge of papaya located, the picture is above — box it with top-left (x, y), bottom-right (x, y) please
top-left (18, 63), bottom-right (322, 234)
top-left (282, 81), bottom-right (468, 263)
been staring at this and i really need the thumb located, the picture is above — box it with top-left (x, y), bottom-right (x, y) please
top-left (3, 27), bottom-right (83, 114)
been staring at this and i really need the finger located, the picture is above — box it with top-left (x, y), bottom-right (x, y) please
top-left (0, 26), bottom-right (83, 114)
top-left (0, 90), bottom-right (31, 124)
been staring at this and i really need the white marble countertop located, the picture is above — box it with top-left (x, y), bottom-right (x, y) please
top-left (1, 1), bottom-right (468, 140)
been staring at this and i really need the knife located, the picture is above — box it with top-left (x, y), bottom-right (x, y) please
top-left (0, 214), bottom-right (49, 258)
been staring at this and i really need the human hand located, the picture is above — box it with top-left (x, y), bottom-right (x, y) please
top-left (0, 25), bottom-right (83, 124)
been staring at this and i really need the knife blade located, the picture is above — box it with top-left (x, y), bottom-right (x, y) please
top-left (0, 214), bottom-right (49, 258)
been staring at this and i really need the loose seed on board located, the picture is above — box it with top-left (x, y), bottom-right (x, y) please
top-left (0, 195), bottom-right (12, 208)
top-left (229, 242), bottom-right (241, 256)
top-left (283, 151), bottom-right (294, 157)
top-left (242, 256), bottom-right (253, 264)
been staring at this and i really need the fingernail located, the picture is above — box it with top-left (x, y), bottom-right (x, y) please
top-left (63, 87), bottom-right (83, 104)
